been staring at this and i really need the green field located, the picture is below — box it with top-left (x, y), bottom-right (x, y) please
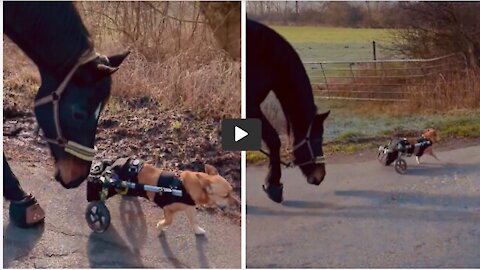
top-left (259, 26), bottom-right (480, 144)
top-left (271, 26), bottom-right (395, 62)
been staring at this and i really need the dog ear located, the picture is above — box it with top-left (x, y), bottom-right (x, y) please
top-left (197, 174), bottom-right (213, 193)
top-left (204, 164), bottom-right (219, 175)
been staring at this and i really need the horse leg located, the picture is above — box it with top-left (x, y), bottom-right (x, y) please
top-left (4, 153), bottom-right (45, 227)
top-left (250, 106), bottom-right (283, 203)
top-left (259, 111), bottom-right (282, 186)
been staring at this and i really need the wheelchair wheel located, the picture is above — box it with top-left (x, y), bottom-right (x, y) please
top-left (85, 201), bottom-right (110, 233)
top-left (394, 158), bottom-right (407, 174)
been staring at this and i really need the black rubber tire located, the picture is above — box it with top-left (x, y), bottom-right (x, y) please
top-left (85, 201), bottom-right (110, 233)
top-left (394, 159), bottom-right (407, 174)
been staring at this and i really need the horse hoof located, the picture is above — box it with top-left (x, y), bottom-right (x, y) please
top-left (262, 183), bottom-right (283, 203)
top-left (9, 194), bottom-right (45, 228)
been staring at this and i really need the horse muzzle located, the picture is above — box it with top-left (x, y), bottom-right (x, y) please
top-left (55, 171), bottom-right (85, 189)
top-left (55, 157), bottom-right (91, 189)
top-left (307, 163), bottom-right (326, 186)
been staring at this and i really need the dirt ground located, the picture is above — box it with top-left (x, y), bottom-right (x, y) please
top-left (3, 95), bottom-right (241, 214)
top-left (3, 92), bottom-right (241, 268)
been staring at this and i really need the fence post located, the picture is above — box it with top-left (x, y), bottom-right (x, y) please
top-left (373, 41), bottom-right (377, 75)
top-left (320, 63), bottom-right (328, 91)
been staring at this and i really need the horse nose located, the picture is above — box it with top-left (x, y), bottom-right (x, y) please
top-left (55, 171), bottom-right (85, 189)
top-left (55, 157), bottom-right (90, 189)
top-left (307, 174), bottom-right (325, 186)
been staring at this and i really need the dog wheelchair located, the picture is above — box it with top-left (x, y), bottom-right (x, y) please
top-left (377, 138), bottom-right (432, 174)
top-left (85, 158), bottom-right (183, 233)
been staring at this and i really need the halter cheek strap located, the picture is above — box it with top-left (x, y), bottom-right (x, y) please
top-left (259, 119), bottom-right (326, 168)
top-left (292, 121), bottom-right (326, 166)
top-left (34, 49), bottom-right (99, 162)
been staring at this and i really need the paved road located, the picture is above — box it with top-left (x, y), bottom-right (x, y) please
top-left (4, 161), bottom-right (240, 268)
top-left (247, 145), bottom-right (480, 268)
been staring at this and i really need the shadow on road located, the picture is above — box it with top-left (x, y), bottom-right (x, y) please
top-left (400, 162), bottom-right (479, 177)
top-left (119, 197), bottom-right (147, 255)
top-left (282, 200), bottom-right (335, 209)
top-left (196, 235), bottom-right (210, 268)
top-left (247, 189), bottom-right (480, 223)
top-left (87, 225), bottom-right (144, 268)
top-left (159, 233), bottom-right (189, 268)
top-left (335, 190), bottom-right (480, 208)
top-left (3, 222), bottom-right (45, 267)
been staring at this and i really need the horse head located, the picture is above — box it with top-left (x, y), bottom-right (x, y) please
top-left (293, 110), bottom-right (330, 185)
top-left (35, 51), bottom-right (130, 189)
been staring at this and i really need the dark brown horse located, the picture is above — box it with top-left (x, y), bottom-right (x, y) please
top-left (247, 19), bottom-right (330, 203)
top-left (4, 2), bottom-right (129, 227)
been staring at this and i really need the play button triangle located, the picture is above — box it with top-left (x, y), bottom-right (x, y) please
top-left (235, 126), bottom-right (248, 142)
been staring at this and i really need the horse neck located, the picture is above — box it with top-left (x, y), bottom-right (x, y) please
top-left (289, 104), bottom-right (317, 144)
top-left (274, 62), bottom-right (318, 143)
top-left (4, 3), bottom-right (92, 78)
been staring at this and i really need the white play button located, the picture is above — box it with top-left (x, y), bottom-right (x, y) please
top-left (234, 126), bottom-right (248, 142)
top-left (221, 119), bottom-right (261, 150)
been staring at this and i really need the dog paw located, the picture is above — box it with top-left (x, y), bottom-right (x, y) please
top-left (156, 220), bottom-right (165, 230)
top-left (194, 227), bottom-right (206, 235)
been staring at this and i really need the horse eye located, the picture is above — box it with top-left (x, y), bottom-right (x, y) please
top-left (73, 111), bottom-right (87, 121)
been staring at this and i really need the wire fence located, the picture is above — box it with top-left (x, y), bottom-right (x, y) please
top-left (305, 53), bottom-right (469, 102)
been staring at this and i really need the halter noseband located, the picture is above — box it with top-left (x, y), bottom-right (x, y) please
top-left (292, 120), bottom-right (326, 167)
top-left (34, 49), bottom-right (99, 161)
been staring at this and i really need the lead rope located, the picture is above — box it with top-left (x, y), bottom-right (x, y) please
top-left (34, 48), bottom-right (99, 161)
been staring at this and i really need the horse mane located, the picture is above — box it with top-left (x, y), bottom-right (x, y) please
top-left (4, 2), bottom-right (92, 77)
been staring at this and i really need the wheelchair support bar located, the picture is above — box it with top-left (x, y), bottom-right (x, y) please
top-left (123, 181), bottom-right (183, 197)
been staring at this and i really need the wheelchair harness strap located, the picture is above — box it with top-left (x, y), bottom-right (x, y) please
top-left (154, 171), bottom-right (195, 208)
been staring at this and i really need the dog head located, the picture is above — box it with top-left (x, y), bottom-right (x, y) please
top-left (423, 128), bottom-right (439, 143)
top-left (182, 164), bottom-right (239, 210)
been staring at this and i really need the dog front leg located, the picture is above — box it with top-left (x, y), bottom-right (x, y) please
top-left (185, 206), bottom-right (205, 235)
top-left (431, 153), bottom-right (440, 161)
top-left (424, 147), bottom-right (440, 161)
top-left (416, 156), bottom-right (421, 164)
top-left (156, 209), bottom-right (175, 234)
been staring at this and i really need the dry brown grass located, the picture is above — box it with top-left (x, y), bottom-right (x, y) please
top-left (405, 70), bottom-right (480, 113)
top-left (4, 2), bottom-right (240, 119)
top-left (83, 2), bottom-right (240, 118)
top-left (313, 57), bottom-right (480, 116)
top-left (109, 46), bottom-right (240, 118)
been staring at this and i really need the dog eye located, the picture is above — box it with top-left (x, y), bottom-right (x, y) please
top-left (222, 193), bottom-right (230, 198)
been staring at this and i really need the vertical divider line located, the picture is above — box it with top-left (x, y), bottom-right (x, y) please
top-left (240, 0), bottom-right (247, 269)
top-left (0, 3), bottom-right (5, 256)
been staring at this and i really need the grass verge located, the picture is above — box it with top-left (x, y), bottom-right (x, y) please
top-left (247, 113), bottom-right (480, 165)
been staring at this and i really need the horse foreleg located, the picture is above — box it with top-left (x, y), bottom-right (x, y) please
top-left (4, 153), bottom-right (45, 227)
top-left (4, 153), bottom-right (28, 201)
top-left (258, 111), bottom-right (282, 186)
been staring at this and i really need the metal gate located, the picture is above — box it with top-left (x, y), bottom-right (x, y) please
top-left (304, 53), bottom-right (468, 102)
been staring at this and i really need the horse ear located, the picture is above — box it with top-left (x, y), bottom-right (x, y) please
top-left (107, 51), bottom-right (130, 68)
top-left (316, 110), bottom-right (330, 123)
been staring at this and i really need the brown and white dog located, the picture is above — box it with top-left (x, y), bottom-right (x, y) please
top-left (135, 163), bottom-right (239, 235)
top-left (405, 128), bottom-right (440, 164)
